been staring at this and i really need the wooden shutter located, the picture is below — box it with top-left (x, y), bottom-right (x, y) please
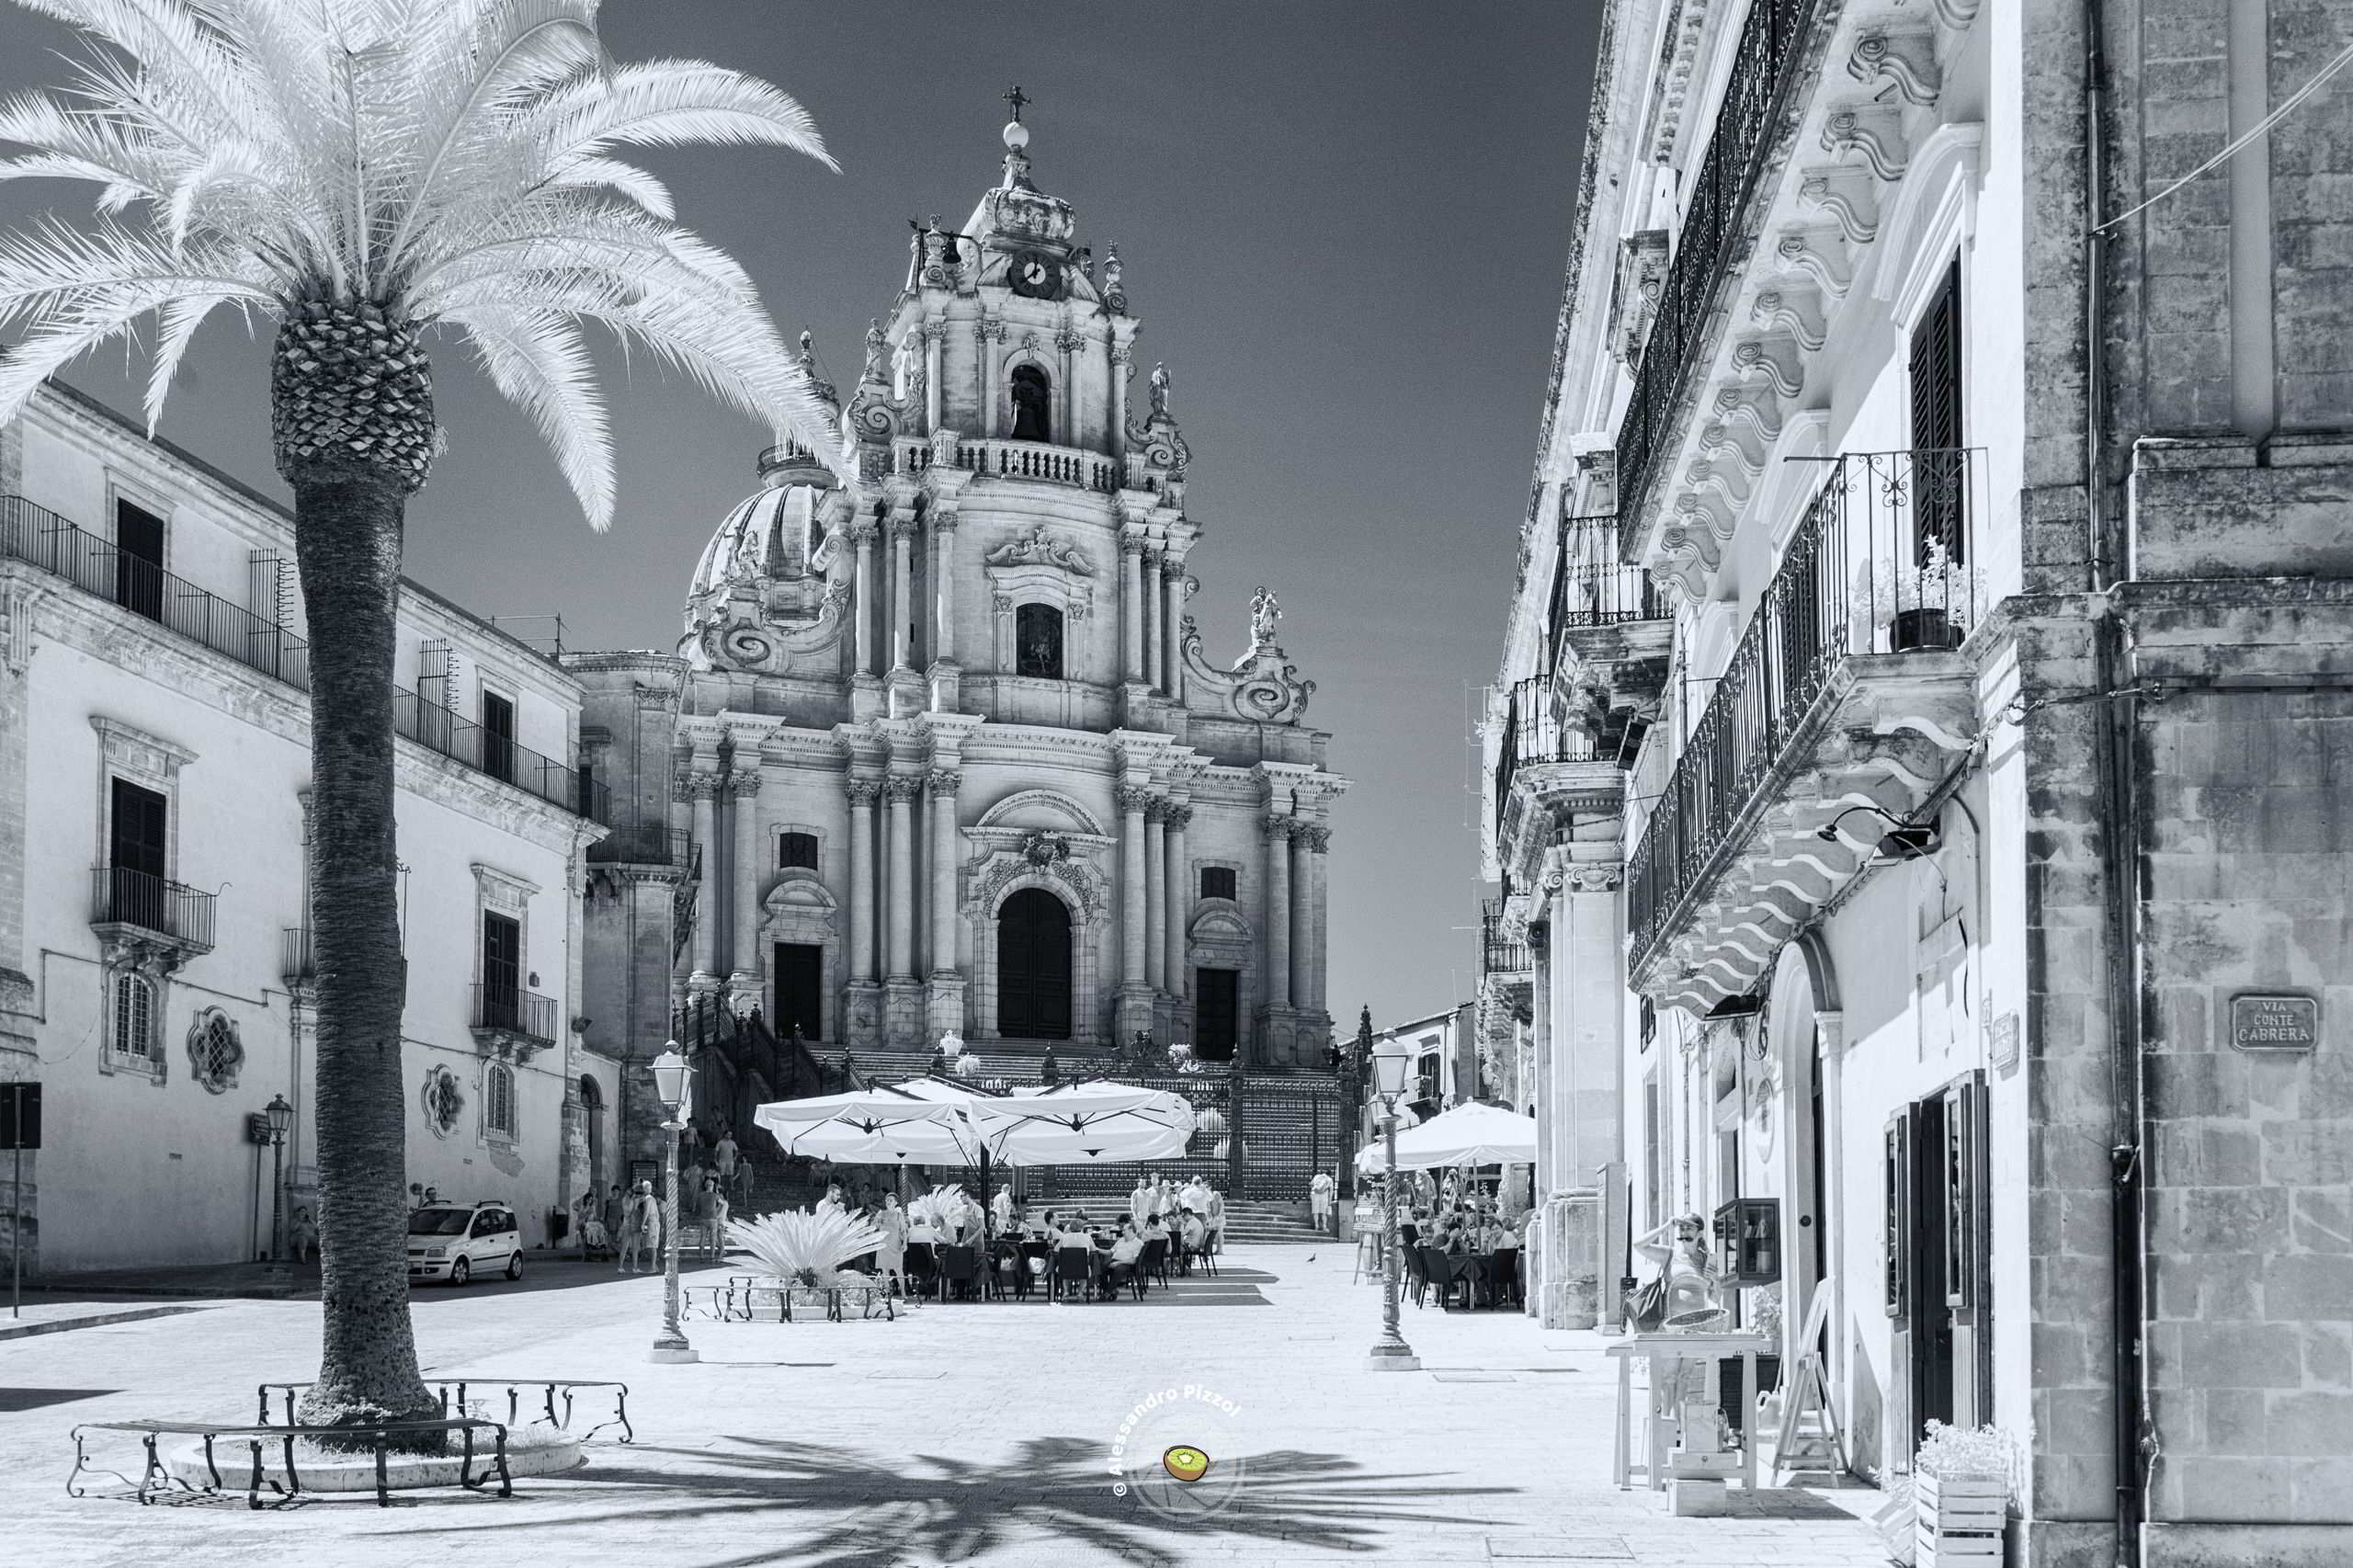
top-left (1907, 258), bottom-right (1965, 563)
top-left (1883, 1113), bottom-right (1910, 1318)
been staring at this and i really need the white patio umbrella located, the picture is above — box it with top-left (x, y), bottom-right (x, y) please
top-left (1355, 1101), bottom-right (1538, 1173)
top-left (752, 1085), bottom-right (978, 1165)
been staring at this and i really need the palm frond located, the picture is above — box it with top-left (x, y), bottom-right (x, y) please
top-left (726, 1208), bottom-right (887, 1288)
top-left (445, 301), bottom-right (613, 527)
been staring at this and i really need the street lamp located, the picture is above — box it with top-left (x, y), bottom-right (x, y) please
top-left (263, 1094), bottom-right (293, 1279)
top-left (1366, 1032), bottom-right (1420, 1371)
top-left (648, 1043), bottom-right (698, 1365)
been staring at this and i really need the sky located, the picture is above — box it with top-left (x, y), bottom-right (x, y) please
top-left (0, 1), bottom-right (1599, 1034)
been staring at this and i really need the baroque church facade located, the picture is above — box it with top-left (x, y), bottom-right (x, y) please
top-left (571, 114), bottom-right (1347, 1122)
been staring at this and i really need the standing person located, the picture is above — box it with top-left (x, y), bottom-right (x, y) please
top-left (603, 1183), bottom-right (624, 1250)
top-left (991, 1183), bottom-right (1014, 1238)
top-left (290, 1205), bottom-right (320, 1264)
top-left (1204, 1183), bottom-right (1227, 1256)
top-left (1129, 1177), bottom-right (1152, 1226)
top-left (713, 1129), bottom-right (739, 1199)
top-left (875, 1192), bottom-right (908, 1295)
top-left (619, 1179), bottom-right (661, 1274)
top-left (1309, 1168), bottom-right (1336, 1233)
top-left (820, 1181), bottom-right (846, 1214)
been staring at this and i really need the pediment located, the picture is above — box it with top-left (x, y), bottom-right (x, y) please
top-left (763, 871), bottom-right (838, 913)
top-left (973, 789), bottom-right (1105, 836)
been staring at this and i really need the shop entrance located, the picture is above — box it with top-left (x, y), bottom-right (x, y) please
top-left (1886, 1069), bottom-right (1992, 1458)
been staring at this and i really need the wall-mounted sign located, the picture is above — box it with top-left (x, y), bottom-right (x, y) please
top-left (1987, 1010), bottom-right (2020, 1074)
top-left (2230, 994), bottom-right (2319, 1053)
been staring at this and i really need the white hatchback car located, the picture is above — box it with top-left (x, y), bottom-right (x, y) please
top-left (407, 1201), bottom-right (523, 1286)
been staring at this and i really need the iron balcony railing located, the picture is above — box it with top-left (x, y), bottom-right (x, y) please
top-left (1626, 449), bottom-right (1985, 963)
top-left (585, 823), bottom-right (692, 865)
top-left (1494, 676), bottom-right (1591, 813)
top-left (1481, 901), bottom-right (1531, 978)
top-left (280, 926), bottom-right (315, 987)
top-left (92, 866), bottom-right (217, 952)
top-left (1, 494), bottom-right (608, 823)
top-left (472, 983), bottom-right (558, 1046)
top-left (2, 495), bottom-right (311, 686)
top-left (1613, 0), bottom-right (1824, 561)
top-left (1552, 515), bottom-right (1665, 657)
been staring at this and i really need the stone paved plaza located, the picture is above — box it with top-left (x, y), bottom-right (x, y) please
top-left (0, 1246), bottom-right (1890, 1568)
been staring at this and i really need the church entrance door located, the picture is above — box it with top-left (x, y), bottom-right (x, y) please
top-left (774, 942), bottom-right (824, 1043)
top-left (996, 888), bottom-right (1073, 1039)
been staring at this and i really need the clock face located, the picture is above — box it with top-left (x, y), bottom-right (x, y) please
top-left (1009, 253), bottom-right (1064, 301)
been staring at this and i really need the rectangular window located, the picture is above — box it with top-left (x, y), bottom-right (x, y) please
top-left (113, 500), bottom-right (165, 621)
top-left (774, 941), bottom-right (824, 1042)
top-left (481, 689), bottom-right (517, 784)
top-left (485, 1068), bottom-right (516, 1139)
top-left (779, 832), bottom-right (820, 870)
top-left (1907, 256), bottom-right (1965, 562)
top-left (1195, 967), bottom-right (1239, 1059)
top-left (1199, 866), bottom-right (1237, 902)
top-left (482, 911), bottom-right (521, 1029)
top-left (113, 971), bottom-right (155, 1059)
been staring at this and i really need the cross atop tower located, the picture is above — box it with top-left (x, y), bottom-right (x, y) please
top-left (1004, 85), bottom-right (1029, 123)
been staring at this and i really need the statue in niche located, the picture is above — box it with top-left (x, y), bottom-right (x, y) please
top-left (1009, 363), bottom-right (1051, 441)
top-left (1104, 245), bottom-right (1123, 295)
top-left (1250, 585), bottom-right (1281, 648)
top-left (861, 317), bottom-right (887, 384)
top-left (1148, 360), bottom-right (1171, 418)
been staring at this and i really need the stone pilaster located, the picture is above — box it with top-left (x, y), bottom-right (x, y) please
top-left (1300, 823), bottom-right (1332, 1016)
top-left (843, 774), bottom-right (881, 1046)
top-left (1142, 551), bottom-right (1164, 691)
top-left (1114, 781), bottom-right (1154, 1041)
top-left (1120, 535), bottom-right (1146, 685)
top-left (1263, 816), bottom-right (1294, 1012)
top-left (1163, 804), bottom-right (1191, 1016)
top-left (925, 767), bottom-right (965, 1040)
top-left (1144, 800), bottom-right (1167, 996)
top-left (726, 767), bottom-right (764, 1007)
top-left (681, 770), bottom-right (722, 990)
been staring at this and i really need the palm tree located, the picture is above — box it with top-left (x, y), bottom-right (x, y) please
top-left (0, 0), bottom-right (837, 1430)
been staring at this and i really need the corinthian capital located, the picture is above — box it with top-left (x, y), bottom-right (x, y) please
top-left (926, 767), bottom-right (961, 799)
top-left (727, 768), bottom-right (764, 799)
top-left (1162, 804), bottom-right (1194, 832)
top-left (844, 776), bottom-right (883, 805)
top-left (1262, 815), bottom-right (1298, 842)
top-left (1298, 824), bottom-right (1332, 853)
top-left (885, 775), bottom-right (925, 804)
top-left (1116, 783), bottom-right (1154, 815)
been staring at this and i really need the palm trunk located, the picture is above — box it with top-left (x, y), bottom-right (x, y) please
top-left (272, 302), bottom-right (439, 1435)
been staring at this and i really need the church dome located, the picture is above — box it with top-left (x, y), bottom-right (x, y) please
top-left (684, 442), bottom-right (838, 608)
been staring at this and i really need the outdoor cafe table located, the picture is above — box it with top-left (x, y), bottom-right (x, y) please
top-left (1605, 1331), bottom-right (1773, 1494)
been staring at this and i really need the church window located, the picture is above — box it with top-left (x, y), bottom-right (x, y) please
top-left (187, 1007), bottom-right (244, 1093)
top-left (1008, 364), bottom-right (1051, 442)
top-left (1199, 866), bottom-right (1237, 902)
top-left (1015, 603), bottom-right (1064, 679)
top-left (779, 831), bottom-right (819, 870)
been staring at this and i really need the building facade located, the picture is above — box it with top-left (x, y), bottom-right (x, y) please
top-left (1488, 2), bottom-right (2353, 1565)
top-left (572, 116), bottom-right (1347, 1162)
top-left (0, 381), bottom-right (605, 1274)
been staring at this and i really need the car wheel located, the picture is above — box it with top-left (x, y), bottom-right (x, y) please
top-left (505, 1249), bottom-right (523, 1281)
top-left (450, 1256), bottom-right (472, 1287)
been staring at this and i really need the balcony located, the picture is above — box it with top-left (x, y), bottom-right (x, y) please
top-left (280, 926), bottom-right (315, 990)
top-left (471, 983), bottom-right (558, 1060)
top-left (1, 494), bottom-right (608, 822)
top-left (1613, 0), bottom-right (1828, 559)
top-left (1625, 449), bottom-right (1988, 1012)
top-left (585, 823), bottom-right (692, 866)
top-left (91, 866), bottom-right (216, 967)
top-left (1494, 676), bottom-right (1591, 813)
top-left (1548, 515), bottom-right (1673, 760)
top-left (1480, 901), bottom-right (1531, 979)
top-left (892, 434), bottom-right (1119, 494)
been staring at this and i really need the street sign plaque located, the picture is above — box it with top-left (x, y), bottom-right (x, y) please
top-left (0, 1083), bottom-right (38, 1151)
top-left (2230, 994), bottom-right (2319, 1053)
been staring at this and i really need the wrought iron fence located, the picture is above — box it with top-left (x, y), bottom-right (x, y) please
top-left (91, 866), bottom-right (217, 950)
top-left (1495, 676), bottom-right (1588, 814)
top-left (1553, 515), bottom-right (1665, 643)
top-left (1626, 449), bottom-right (1985, 962)
top-left (585, 823), bottom-right (691, 865)
top-left (3, 496), bottom-right (311, 687)
top-left (472, 983), bottom-right (558, 1044)
top-left (280, 926), bottom-right (314, 987)
top-left (1613, 0), bottom-right (1824, 560)
top-left (1481, 901), bottom-right (1530, 977)
top-left (2, 494), bottom-right (608, 822)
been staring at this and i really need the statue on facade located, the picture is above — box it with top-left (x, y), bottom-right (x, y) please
top-left (861, 317), bottom-right (888, 385)
top-left (1250, 585), bottom-right (1281, 648)
top-left (1101, 244), bottom-right (1126, 312)
top-left (1148, 359), bottom-right (1171, 418)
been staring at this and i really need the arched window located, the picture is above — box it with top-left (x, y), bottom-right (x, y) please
top-left (996, 887), bottom-right (1073, 1040)
top-left (779, 831), bottom-right (819, 870)
top-left (579, 1074), bottom-right (605, 1191)
top-left (1008, 364), bottom-right (1051, 442)
top-left (1015, 603), bottom-right (1064, 679)
top-left (113, 971), bottom-right (155, 1060)
top-left (485, 1063), bottom-right (517, 1140)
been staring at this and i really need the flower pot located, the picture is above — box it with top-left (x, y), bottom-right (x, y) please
top-left (1889, 608), bottom-right (1963, 652)
top-left (1915, 1469), bottom-right (2006, 1566)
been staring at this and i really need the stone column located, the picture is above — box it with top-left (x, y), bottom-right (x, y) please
top-left (980, 319), bottom-right (1004, 437)
top-left (1118, 783), bottom-right (1151, 991)
top-left (889, 510), bottom-right (916, 673)
top-left (922, 321), bottom-right (943, 433)
top-left (852, 523), bottom-right (879, 678)
top-left (1301, 824), bottom-right (1331, 1013)
top-left (1109, 343), bottom-right (1132, 460)
top-left (1120, 536), bottom-right (1145, 684)
top-left (685, 771), bottom-right (721, 986)
top-left (1055, 326), bottom-right (1080, 447)
top-left (1288, 820), bottom-right (1313, 1009)
top-left (1163, 805), bottom-right (1191, 1006)
top-left (728, 767), bottom-right (764, 990)
top-left (1144, 801), bottom-right (1167, 994)
top-left (930, 506), bottom-right (957, 666)
top-left (1142, 551), bottom-right (1164, 691)
top-left (846, 776), bottom-right (880, 983)
top-left (1263, 817), bottom-right (1293, 1011)
top-left (927, 769), bottom-right (961, 977)
top-left (1161, 561), bottom-right (1184, 700)
top-left (885, 775), bottom-right (919, 981)
top-left (1539, 853), bottom-right (1626, 1331)
top-left (1525, 909), bottom-right (1552, 1319)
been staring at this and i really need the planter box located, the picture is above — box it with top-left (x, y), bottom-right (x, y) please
top-left (1915, 1469), bottom-right (2006, 1566)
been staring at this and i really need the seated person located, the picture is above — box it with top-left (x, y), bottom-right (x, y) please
top-left (1179, 1207), bottom-right (1208, 1254)
top-left (1441, 1218), bottom-right (1472, 1256)
top-left (1104, 1220), bottom-right (1146, 1291)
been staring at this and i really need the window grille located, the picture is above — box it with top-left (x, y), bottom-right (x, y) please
top-left (188, 1009), bottom-right (244, 1092)
top-left (113, 972), bottom-right (155, 1059)
top-left (485, 1063), bottom-right (516, 1139)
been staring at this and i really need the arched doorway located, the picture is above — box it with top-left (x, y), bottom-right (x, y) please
top-left (579, 1074), bottom-right (605, 1195)
top-left (1009, 364), bottom-right (1051, 441)
top-left (997, 887), bottom-right (1073, 1039)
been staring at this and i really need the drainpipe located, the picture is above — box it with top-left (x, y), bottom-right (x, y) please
top-left (2081, 4), bottom-right (2153, 1563)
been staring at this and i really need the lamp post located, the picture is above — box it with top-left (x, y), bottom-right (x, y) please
top-left (648, 1043), bottom-right (698, 1364)
top-left (263, 1093), bottom-right (293, 1280)
top-left (1366, 1033), bottom-right (1419, 1371)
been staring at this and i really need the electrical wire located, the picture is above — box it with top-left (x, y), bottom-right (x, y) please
top-left (2096, 32), bottom-right (2353, 233)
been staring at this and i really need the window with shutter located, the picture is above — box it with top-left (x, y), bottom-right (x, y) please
top-left (1907, 257), bottom-right (1966, 564)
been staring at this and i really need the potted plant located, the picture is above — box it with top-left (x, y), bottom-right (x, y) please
top-left (1853, 539), bottom-right (1984, 653)
top-left (1913, 1421), bottom-right (2017, 1566)
top-left (725, 1207), bottom-right (889, 1313)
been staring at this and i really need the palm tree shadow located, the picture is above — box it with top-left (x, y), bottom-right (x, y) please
top-left (385, 1432), bottom-right (1517, 1567)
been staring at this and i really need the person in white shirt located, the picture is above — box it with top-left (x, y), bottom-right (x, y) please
top-left (1129, 1179), bottom-right (1152, 1226)
top-left (1309, 1169), bottom-right (1336, 1233)
top-left (1179, 1207), bottom-right (1207, 1256)
top-left (991, 1186), bottom-right (1014, 1236)
top-left (1204, 1185), bottom-right (1227, 1253)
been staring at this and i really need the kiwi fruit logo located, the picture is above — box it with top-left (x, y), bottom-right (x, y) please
top-left (1160, 1445), bottom-right (1211, 1483)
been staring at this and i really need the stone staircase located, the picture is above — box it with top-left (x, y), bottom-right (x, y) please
top-left (1215, 1200), bottom-right (1328, 1245)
